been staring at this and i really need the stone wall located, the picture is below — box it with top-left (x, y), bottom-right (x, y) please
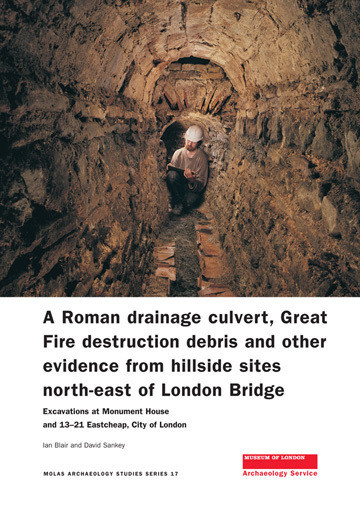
top-left (0, 84), bottom-right (167, 295)
top-left (207, 72), bottom-right (360, 296)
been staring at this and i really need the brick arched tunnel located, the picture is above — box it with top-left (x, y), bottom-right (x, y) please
top-left (1, 0), bottom-right (360, 296)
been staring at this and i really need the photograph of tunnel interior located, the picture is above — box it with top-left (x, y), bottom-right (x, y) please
top-left (1, 0), bottom-right (359, 297)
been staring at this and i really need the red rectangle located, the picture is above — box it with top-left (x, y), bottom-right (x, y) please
top-left (243, 454), bottom-right (317, 469)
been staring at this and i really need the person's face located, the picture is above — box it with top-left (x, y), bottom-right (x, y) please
top-left (185, 139), bottom-right (198, 152)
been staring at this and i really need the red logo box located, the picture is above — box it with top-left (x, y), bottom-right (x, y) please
top-left (243, 454), bottom-right (318, 469)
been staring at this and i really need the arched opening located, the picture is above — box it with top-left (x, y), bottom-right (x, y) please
top-left (159, 114), bottom-right (231, 192)
top-left (161, 121), bottom-right (185, 163)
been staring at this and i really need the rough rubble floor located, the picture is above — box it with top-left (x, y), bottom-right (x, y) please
top-left (144, 204), bottom-right (235, 297)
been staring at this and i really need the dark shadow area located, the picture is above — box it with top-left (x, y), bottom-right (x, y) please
top-left (177, 56), bottom-right (210, 65)
top-left (161, 121), bottom-right (186, 163)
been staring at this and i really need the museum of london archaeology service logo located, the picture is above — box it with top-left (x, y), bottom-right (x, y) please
top-left (242, 454), bottom-right (318, 478)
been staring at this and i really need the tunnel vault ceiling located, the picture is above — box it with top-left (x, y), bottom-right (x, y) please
top-left (3, 0), bottom-right (360, 103)
top-left (1, 0), bottom-right (360, 296)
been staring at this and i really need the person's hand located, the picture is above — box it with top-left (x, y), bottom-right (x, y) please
top-left (184, 168), bottom-right (196, 183)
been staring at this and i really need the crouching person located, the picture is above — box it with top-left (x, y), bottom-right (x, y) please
top-left (166, 125), bottom-right (208, 216)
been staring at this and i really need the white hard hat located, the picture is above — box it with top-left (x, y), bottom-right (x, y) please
top-left (185, 125), bottom-right (204, 143)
